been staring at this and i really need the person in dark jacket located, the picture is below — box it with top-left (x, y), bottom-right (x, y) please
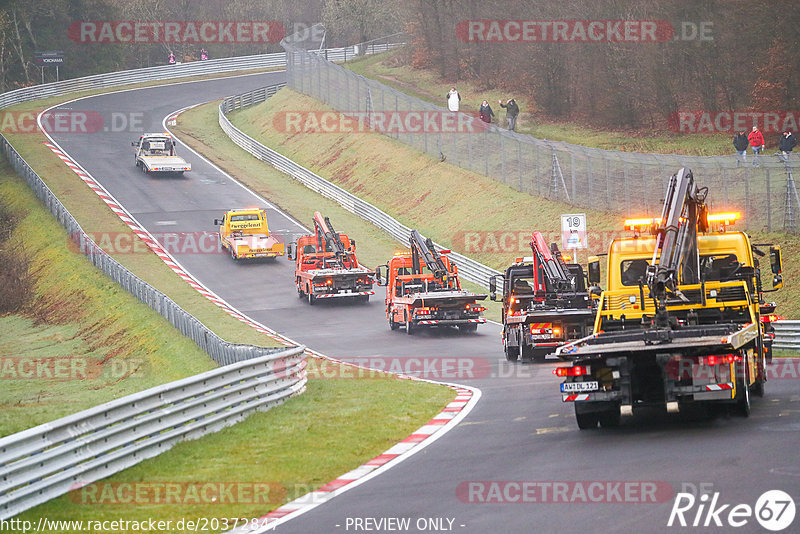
top-left (499, 98), bottom-right (519, 131)
top-left (779, 130), bottom-right (797, 155)
top-left (479, 100), bottom-right (495, 123)
top-left (733, 130), bottom-right (748, 166)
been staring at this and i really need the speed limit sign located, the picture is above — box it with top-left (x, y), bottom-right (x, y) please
top-left (561, 213), bottom-right (587, 249)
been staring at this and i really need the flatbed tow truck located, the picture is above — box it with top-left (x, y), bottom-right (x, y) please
top-left (213, 208), bottom-right (284, 260)
top-left (376, 230), bottom-right (487, 334)
top-left (287, 212), bottom-right (375, 304)
top-left (554, 168), bottom-right (783, 429)
top-left (490, 232), bottom-right (595, 362)
top-left (132, 132), bottom-right (191, 175)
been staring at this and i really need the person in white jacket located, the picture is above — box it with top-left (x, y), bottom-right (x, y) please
top-left (446, 87), bottom-right (461, 112)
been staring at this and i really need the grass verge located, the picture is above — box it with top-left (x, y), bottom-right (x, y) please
top-left (344, 50), bottom-right (738, 156)
top-left (0, 160), bottom-right (217, 436)
top-left (13, 357), bottom-right (454, 533)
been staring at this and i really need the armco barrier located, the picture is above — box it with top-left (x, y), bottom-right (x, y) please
top-left (773, 321), bottom-right (800, 351)
top-left (0, 346), bottom-right (306, 519)
top-left (218, 84), bottom-right (502, 289)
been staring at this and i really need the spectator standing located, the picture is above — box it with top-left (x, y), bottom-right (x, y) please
top-left (479, 100), bottom-right (495, 123)
top-left (499, 98), bottom-right (519, 131)
top-left (200, 48), bottom-right (209, 60)
top-left (168, 52), bottom-right (175, 64)
top-left (446, 87), bottom-right (461, 112)
top-left (733, 130), bottom-right (748, 166)
top-left (779, 130), bottom-right (797, 155)
top-left (748, 126), bottom-right (765, 156)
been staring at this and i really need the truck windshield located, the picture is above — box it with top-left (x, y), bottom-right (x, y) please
top-left (230, 214), bottom-right (260, 222)
top-left (700, 254), bottom-right (741, 281)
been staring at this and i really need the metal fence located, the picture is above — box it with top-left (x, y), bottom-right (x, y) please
top-left (773, 321), bottom-right (800, 351)
top-left (219, 84), bottom-right (502, 289)
top-left (281, 26), bottom-right (800, 233)
top-left (0, 346), bottom-right (306, 519)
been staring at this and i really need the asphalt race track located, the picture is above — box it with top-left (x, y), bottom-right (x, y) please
top-left (46, 71), bottom-right (800, 534)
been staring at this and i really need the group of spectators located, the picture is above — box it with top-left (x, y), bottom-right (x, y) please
top-left (446, 87), bottom-right (519, 131)
top-left (733, 126), bottom-right (796, 164)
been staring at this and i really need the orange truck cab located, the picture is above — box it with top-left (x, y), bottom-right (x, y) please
top-left (286, 212), bottom-right (374, 304)
top-left (376, 230), bottom-right (487, 334)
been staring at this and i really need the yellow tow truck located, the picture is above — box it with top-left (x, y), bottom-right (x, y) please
top-left (555, 168), bottom-right (783, 429)
top-left (213, 208), bottom-right (284, 260)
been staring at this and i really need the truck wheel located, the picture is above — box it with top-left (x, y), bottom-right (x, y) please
top-left (389, 315), bottom-right (399, 330)
top-left (458, 323), bottom-right (478, 333)
top-left (504, 345), bottom-right (520, 362)
top-left (308, 292), bottom-right (315, 306)
top-left (575, 411), bottom-right (599, 430)
top-left (598, 409), bottom-right (621, 428)
top-left (735, 362), bottom-right (751, 417)
top-left (405, 313), bottom-right (414, 335)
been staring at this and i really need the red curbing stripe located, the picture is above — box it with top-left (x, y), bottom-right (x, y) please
top-left (365, 454), bottom-right (399, 466)
top-left (316, 479), bottom-right (355, 492)
top-left (401, 434), bottom-right (428, 444)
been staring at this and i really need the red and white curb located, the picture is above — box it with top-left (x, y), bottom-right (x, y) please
top-left (43, 139), bottom-right (291, 347)
top-left (231, 386), bottom-right (479, 533)
top-left (36, 98), bottom-right (481, 532)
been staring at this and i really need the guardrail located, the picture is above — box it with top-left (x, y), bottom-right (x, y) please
top-left (0, 346), bottom-right (306, 519)
top-left (218, 84), bottom-right (501, 289)
top-left (773, 321), bottom-right (800, 351)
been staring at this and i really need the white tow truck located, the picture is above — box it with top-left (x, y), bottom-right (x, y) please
top-left (132, 133), bottom-right (191, 175)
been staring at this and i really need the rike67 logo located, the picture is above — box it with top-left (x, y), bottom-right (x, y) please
top-left (668, 489), bottom-right (795, 531)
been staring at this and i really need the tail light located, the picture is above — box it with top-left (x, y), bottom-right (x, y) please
top-left (760, 314), bottom-right (783, 322)
top-left (554, 365), bottom-right (589, 377)
top-left (700, 354), bottom-right (742, 365)
top-left (472, 306), bottom-right (486, 312)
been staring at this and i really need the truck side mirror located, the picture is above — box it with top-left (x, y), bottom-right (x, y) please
top-left (131, 141), bottom-right (137, 147)
top-left (375, 265), bottom-right (388, 286)
top-left (213, 219), bottom-right (222, 225)
top-left (489, 275), bottom-right (499, 301)
top-left (587, 256), bottom-right (601, 286)
top-left (770, 246), bottom-right (783, 289)
top-left (286, 243), bottom-right (295, 260)
top-left (350, 239), bottom-right (356, 249)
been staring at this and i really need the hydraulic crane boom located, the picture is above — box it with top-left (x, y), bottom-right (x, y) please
top-left (410, 230), bottom-right (448, 279)
top-left (530, 231), bottom-right (571, 292)
top-left (314, 211), bottom-right (347, 259)
top-left (645, 168), bottom-right (708, 321)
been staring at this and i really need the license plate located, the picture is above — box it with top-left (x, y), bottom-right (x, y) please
top-left (561, 381), bottom-right (599, 393)
top-left (532, 334), bottom-right (552, 340)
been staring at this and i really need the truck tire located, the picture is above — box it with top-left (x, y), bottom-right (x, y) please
top-left (504, 345), bottom-right (520, 362)
top-left (308, 292), bottom-right (316, 306)
top-left (405, 312), bottom-right (414, 335)
top-left (389, 315), bottom-right (399, 330)
top-left (736, 370), bottom-right (751, 417)
top-left (575, 411), bottom-right (599, 430)
top-left (458, 323), bottom-right (478, 333)
top-left (598, 409), bottom-right (621, 428)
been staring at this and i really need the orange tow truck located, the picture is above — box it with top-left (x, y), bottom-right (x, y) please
top-left (213, 208), bottom-right (284, 260)
top-left (287, 212), bottom-right (375, 305)
top-left (376, 230), bottom-right (487, 334)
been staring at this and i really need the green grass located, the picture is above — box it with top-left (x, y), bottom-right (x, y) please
top-left (14, 357), bottom-right (454, 534)
top-left (2, 108), bottom-right (283, 350)
top-left (0, 162), bottom-right (217, 436)
top-left (344, 50), bottom-right (737, 156)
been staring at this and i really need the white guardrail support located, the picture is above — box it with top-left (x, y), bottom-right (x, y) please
top-left (0, 346), bottom-right (306, 519)
top-left (218, 83), bottom-right (503, 289)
